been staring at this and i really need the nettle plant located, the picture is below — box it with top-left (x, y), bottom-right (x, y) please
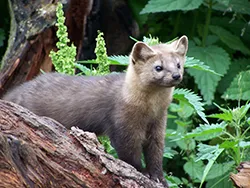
top-left (50, 2), bottom-right (250, 188)
top-left (128, 0), bottom-right (250, 187)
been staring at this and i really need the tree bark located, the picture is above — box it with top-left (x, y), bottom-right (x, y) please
top-left (230, 162), bottom-right (250, 188)
top-left (0, 0), bottom-right (139, 96)
top-left (0, 100), bottom-right (164, 188)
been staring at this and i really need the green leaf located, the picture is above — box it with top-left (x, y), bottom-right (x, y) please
top-left (208, 111), bottom-right (233, 122)
top-left (127, 0), bottom-right (149, 26)
top-left (108, 55), bottom-right (129, 65)
top-left (209, 25), bottom-right (250, 55)
top-left (174, 88), bottom-right (208, 124)
top-left (184, 122), bottom-right (227, 141)
top-left (239, 141), bottom-right (250, 148)
top-left (196, 144), bottom-right (224, 188)
top-left (74, 63), bottom-right (93, 76)
top-left (176, 139), bottom-right (196, 150)
top-left (220, 140), bottom-right (238, 149)
top-left (232, 103), bottom-right (250, 122)
top-left (218, 59), bottom-right (250, 94)
top-left (163, 147), bottom-right (178, 159)
top-left (206, 161), bottom-right (235, 180)
top-left (143, 35), bottom-right (160, 45)
top-left (213, 0), bottom-right (250, 15)
top-left (184, 159), bottom-right (204, 182)
top-left (223, 70), bottom-right (250, 100)
top-left (185, 57), bottom-right (222, 76)
top-left (206, 173), bottom-right (234, 188)
top-left (140, 0), bottom-right (203, 14)
top-left (187, 45), bottom-right (231, 104)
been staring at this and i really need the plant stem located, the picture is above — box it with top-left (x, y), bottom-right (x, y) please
top-left (191, 10), bottom-right (198, 38)
top-left (172, 11), bottom-right (181, 38)
top-left (202, 0), bottom-right (212, 47)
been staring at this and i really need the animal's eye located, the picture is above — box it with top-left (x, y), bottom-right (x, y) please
top-left (177, 63), bottom-right (181, 69)
top-left (155, 66), bottom-right (163, 72)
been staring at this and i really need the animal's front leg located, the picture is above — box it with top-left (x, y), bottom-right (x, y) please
top-left (143, 118), bottom-right (169, 187)
top-left (110, 131), bottom-right (143, 171)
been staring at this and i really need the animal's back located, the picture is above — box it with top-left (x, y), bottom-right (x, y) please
top-left (3, 72), bottom-right (125, 134)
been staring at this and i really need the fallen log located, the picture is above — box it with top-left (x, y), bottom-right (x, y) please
top-left (0, 100), bottom-right (164, 188)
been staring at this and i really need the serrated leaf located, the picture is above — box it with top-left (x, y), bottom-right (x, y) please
top-left (218, 59), bottom-right (250, 94)
top-left (176, 139), bottom-right (196, 150)
top-left (143, 35), bottom-right (160, 45)
top-left (184, 159), bottom-right (204, 181)
top-left (74, 63), bottom-right (92, 76)
top-left (184, 122), bottom-right (227, 141)
top-left (209, 25), bottom-right (250, 55)
top-left (196, 144), bottom-right (224, 161)
top-left (196, 144), bottom-right (224, 188)
top-left (140, 0), bottom-right (203, 14)
top-left (212, 0), bottom-right (250, 15)
top-left (208, 112), bottom-right (233, 121)
top-left (108, 55), bottom-right (129, 65)
top-left (239, 141), bottom-right (250, 148)
top-left (223, 70), bottom-right (250, 100)
top-left (187, 45), bottom-right (231, 104)
top-left (206, 161), bottom-right (235, 180)
top-left (185, 57), bottom-right (222, 76)
top-left (173, 88), bottom-right (208, 124)
top-left (232, 103), bottom-right (250, 122)
top-left (163, 147), bottom-right (178, 159)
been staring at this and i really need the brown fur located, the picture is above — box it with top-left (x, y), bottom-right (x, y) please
top-left (3, 36), bottom-right (188, 187)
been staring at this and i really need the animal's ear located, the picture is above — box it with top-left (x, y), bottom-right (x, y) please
top-left (131, 42), bottom-right (156, 64)
top-left (173, 35), bottom-right (188, 56)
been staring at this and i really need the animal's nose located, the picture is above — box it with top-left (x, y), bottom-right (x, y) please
top-left (172, 73), bottom-right (181, 80)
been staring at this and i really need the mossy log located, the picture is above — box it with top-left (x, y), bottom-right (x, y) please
top-left (0, 100), bottom-right (164, 188)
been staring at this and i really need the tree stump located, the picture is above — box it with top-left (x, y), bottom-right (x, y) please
top-left (0, 100), bottom-right (164, 188)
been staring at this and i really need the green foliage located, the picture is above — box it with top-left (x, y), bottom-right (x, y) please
top-left (98, 136), bottom-right (117, 157)
top-left (76, 31), bottom-right (111, 76)
top-left (187, 45), bottom-right (231, 104)
top-left (173, 88), bottom-right (208, 124)
top-left (183, 122), bottom-right (227, 141)
top-left (49, 2), bottom-right (76, 75)
top-left (185, 57), bottom-right (222, 76)
top-left (140, 0), bottom-right (203, 14)
top-left (95, 31), bottom-right (110, 75)
top-left (108, 55), bottom-right (129, 65)
top-left (196, 144), bottom-right (224, 188)
top-left (46, 1), bottom-right (250, 187)
top-left (223, 70), bottom-right (250, 100)
top-left (209, 25), bottom-right (250, 55)
top-left (127, 0), bottom-right (250, 186)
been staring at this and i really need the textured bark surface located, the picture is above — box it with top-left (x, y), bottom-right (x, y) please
top-left (230, 161), bottom-right (250, 188)
top-left (0, 0), bottom-right (138, 97)
top-left (0, 100), bottom-right (164, 188)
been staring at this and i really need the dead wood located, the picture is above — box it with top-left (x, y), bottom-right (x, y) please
top-left (0, 100), bottom-right (164, 188)
top-left (230, 161), bottom-right (250, 188)
top-left (0, 0), bottom-right (138, 97)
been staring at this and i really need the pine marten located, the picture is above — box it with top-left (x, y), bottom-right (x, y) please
top-left (3, 36), bottom-right (188, 187)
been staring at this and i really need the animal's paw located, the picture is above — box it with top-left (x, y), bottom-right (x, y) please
top-left (150, 175), bottom-right (169, 188)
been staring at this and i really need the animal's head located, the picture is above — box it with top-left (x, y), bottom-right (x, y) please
top-left (130, 36), bottom-right (188, 88)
